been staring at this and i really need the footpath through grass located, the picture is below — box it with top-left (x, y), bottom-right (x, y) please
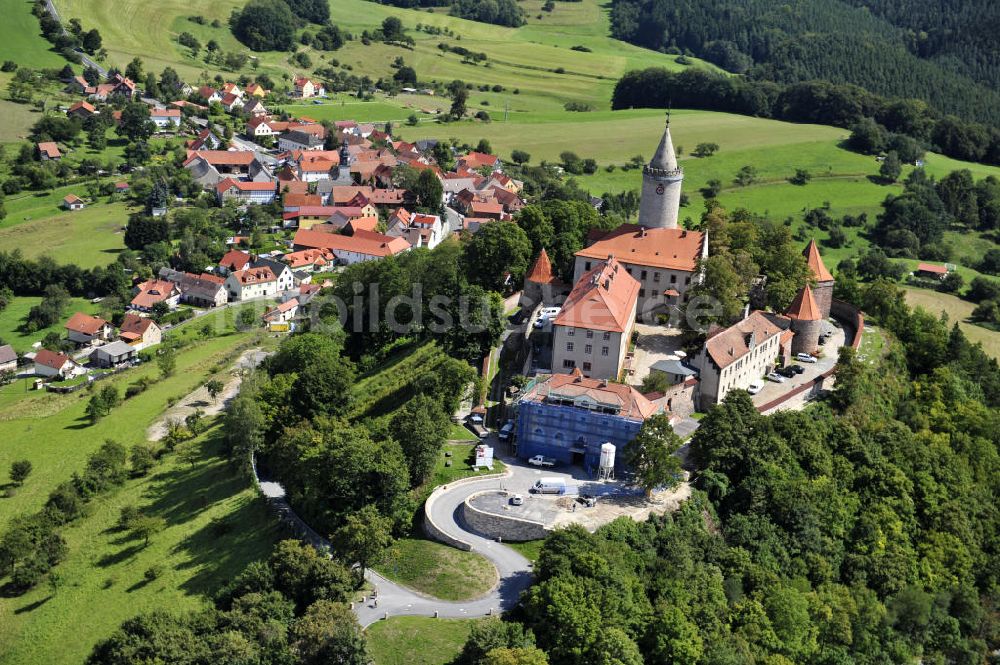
top-left (0, 422), bottom-right (282, 665)
top-left (367, 616), bottom-right (478, 665)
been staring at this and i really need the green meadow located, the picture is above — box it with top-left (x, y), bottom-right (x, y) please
top-left (0, 295), bottom-right (102, 353)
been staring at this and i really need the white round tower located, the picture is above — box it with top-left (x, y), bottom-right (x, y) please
top-left (638, 117), bottom-right (683, 229)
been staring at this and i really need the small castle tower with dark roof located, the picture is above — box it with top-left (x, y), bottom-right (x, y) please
top-left (520, 248), bottom-right (568, 309)
top-left (637, 115), bottom-right (683, 230)
top-left (786, 284), bottom-right (822, 355)
top-left (803, 239), bottom-right (834, 320)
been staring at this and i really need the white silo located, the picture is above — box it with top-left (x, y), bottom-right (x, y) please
top-left (598, 442), bottom-right (615, 481)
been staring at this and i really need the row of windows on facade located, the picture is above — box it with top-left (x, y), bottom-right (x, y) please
top-left (720, 335), bottom-right (779, 393)
top-left (565, 343), bottom-right (610, 355)
top-left (566, 329), bottom-right (612, 339)
top-left (583, 263), bottom-right (693, 285)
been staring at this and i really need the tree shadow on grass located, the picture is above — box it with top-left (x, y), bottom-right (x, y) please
top-left (14, 595), bottom-right (52, 614)
top-left (135, 428), bottom-right (282, 597)
top-left (96, 543), bottom-right (144, 568)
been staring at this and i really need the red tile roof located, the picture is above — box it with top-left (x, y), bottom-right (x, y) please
top-left (34, 348), bottom-right (72, 370)
top-left (785, 285), bottom-right (822, 321)
top-left (220, 249), bottom-right (252, 272)
top-left (293, 227), bottom-right (410, 257)
top-left (65, 312), bottom-right (108, 335)
top-left (216, 178), bottom-right (276, 194)
top-left (577, 224), bottom-right (704, 272)
top-left (131, 279), bottom-right (178, 309)
top-left (803, 239), bottom-right (834, 282)
top-left (184, 150), bottom-right (256, 167)
top-left (37, 142), bottom-right (61, 159)
top-left (120, 313), bottom-right (157, 336)
top-left (231, 267), bottom-right (276, 285)
top-left (526, 248), bottom-right (559, 284)
top-left (705, 311), bottom-right (787, 370)
top-left (553, 258), bottom-right (640, 333)
top-left (63, 194), bottom-right (83, 205)
top-left (917, 262), bottom-right (948, 274)
top-left (522, 369), bottom-right (660, 419)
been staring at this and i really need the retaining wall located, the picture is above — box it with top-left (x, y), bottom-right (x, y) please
top-left (461, 492), bottom-right (550, 542)
top-left (831, 299), bottom-right (865, 349)
top-left (422, 470), bottom-right (509, 551)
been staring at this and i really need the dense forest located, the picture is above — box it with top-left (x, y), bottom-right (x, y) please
top-left (608, 0), bottom-right (1000, 128)
top-left (611, 68), bottom-right (1000, 166)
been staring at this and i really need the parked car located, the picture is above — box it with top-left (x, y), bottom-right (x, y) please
top-left (789, 364), bottom-right (805, 375)
top-left (498, 421), bottom-right (514, 441)
top-left (777, 366), bottom-right (796, 378)
top-left (766, 371), bottom-right (786, 383)
top-left (528, 455), bottom-right (557, 467)
top-left (747, 380), bottom-right (765, 395)
top-left (796, 353), bottom-right (818, 363)
top-left (539, 307), bottom-right (561, 319)
top-left (509, 494), bottom-right (524, 506)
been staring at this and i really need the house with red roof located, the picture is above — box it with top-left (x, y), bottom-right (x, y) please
top-left (551, 257), bottom-right (641, 380)
top-left (198, 86), bottom-right (222, 104)
top-left (130, 279), bottom-right (181, 312)
top-left (67, 100), bottom-right (97, 120)
top-left (262, 298), bottom-right (299, 325)
top-left (386, 208), bottom-right (444, 249)
top-left (37, 142), bottom-right (61, 161)
top-left (281, 248), bottom-right (334, 273)
top-left (219, 249), bottom-right (253, 274)
top-left (32, 348), bottom-right (82, 379)
top-left (64, 312), bottom-right (113, 346)
top-left (62, 194), bottom-right (85, 211)
top-left (119, 313), bottom-right (162, 350)
top-left (292, 227), bottom-right (410, 265)
top-left (458, 151), bottom-right (500, 171)
top-left (150, 107), bottom-right (182, 129)
top-left (293, 77), bottom-right (325, 98)
top-left (916, 262), bottom-right (949, 280)
top-left (224, 266), bottom-right (279, 301)
top-left (216, 178), bottom-right (277, 205)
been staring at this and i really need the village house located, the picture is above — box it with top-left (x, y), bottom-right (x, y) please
top-left (158, 268), bottom-right (229, 308)
top-left (293, 77), bottom-right (326, 98)
top-left (245, 82), bottom-right (268, 98)
top-left (184, 150), bottom-right (272, 189)
top-left (220, 92), bottom-right (243, 113)
top-left (37, 142), bottom-right (61, 161)
top-left (118, 313), bottom-right (161, 350)
top-left (66, 100), bottom-right (97, 120)
top-left (552, 258), bottom-right (640, 381)
top-left (150, 107), bottom-right (182, 129)
top-left (91, 340), bottom-right (138, 369)
top-left (458, 151), bottom-right (501, 171)
top-left (130, 279), bottom-right (181, 312)
top-left (33, 349), bottom-right (82, 379)
top-left (225, 266), bottom-right (279, 301)
top-left (514, 370), bottom-right (663, 474)
top-left (916, 262), bottom-right (950, 280)
top-left (187, 128), bottom-right (223, 151)
top-left (281, 248), bottom-right (334, 273)
top-left (242, 98), bottom-right (268, 118)
top-left (216, 178), bottom-right (277, 205)
top-left (219, 249), bottom-right (253, 274)
top-left (0, 344), bottom-right (17, 373)
top-left (62, 194), bottom-right (85, 211)
top-left (292, 227), bottom-right (410, 264)
top-left (250, 256), bottom-right (296, 292)
top-left (574, 225), bottom-right (707, 319)
top-left (283, 205), bottom-right (340, 229)
top-left (197, 86), bottom-right (222, 104)
top-left (278, 130), bottom-right (324, 153)
top-left (386, 209), bottom-right (444, 249)
top-left (263, 298), bottom-right (299, 325)
top-left (64, 312), bottom-right (113, 346)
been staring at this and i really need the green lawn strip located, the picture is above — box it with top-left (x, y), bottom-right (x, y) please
top-left (904, 286), bottom-right (1000, 359)
top-left (374, 537), bottom-right (497, 601)
top-left (447, 423), bottom-right (477, 441)
top-left (504, 539), bottom-right (544, 562)
top-left (0, 200), bottom-right (131, 268)
top-left (367, 616), bottom-right (478, 665)
top-left (0, 422), bottom-right (282, 665)
top-left (857, 326), bottom-right (886, 364)
top-left (0, 295), bottom-right (103, 353)
top-left (0, 331), bottom-right (254, 522)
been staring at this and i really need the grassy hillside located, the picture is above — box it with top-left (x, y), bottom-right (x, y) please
top-left (0, 422), bottom-right (281, 665)
top-left (368, 616), bottom-right (476, 665)
top-left (0, 1), bottom-right (66, 70)
top-left (52, 0), bottom-right (710, 111)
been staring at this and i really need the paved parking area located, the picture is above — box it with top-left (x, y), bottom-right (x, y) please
top-left (472, 456), bottom-right (691, 532)
top-left (751, 318), bottom-right (845, 409)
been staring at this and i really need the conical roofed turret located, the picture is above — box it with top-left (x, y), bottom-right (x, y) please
top-left (647, 119), bottom-right (679, 172)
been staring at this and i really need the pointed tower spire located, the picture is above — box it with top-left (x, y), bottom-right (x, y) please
top-left (802, 239), bottom-right (833, 282)
top-left (785, 284), bottom-right (821, 321)
top-left (638, 114), bottom-right (684, 229)
top-left (648, 115), bottom-right (679, 172)
top-left (526, 248), bottom-right (555, 284)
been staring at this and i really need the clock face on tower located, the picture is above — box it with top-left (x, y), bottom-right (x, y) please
top-left (655, 184), bottom-right (665, 195)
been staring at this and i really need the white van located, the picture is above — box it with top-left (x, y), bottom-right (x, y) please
top-left (530, 477), bottom-right (566, 494)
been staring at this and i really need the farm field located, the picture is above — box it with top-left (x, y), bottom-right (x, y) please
top-left (0, 422), bottom-right (281, 665)
top-left (0, 331), bottom-right (255, 522)
top-left (904, 287), bottom-right (1000, 359)
top-left (0, 1), bottom-right (67, 71)
top-left (0, 200), bottom-right (130, 268)
top-left (52, 0), bottom-right (709, 110)
top-left (367, 616), bottom-right (477, 665)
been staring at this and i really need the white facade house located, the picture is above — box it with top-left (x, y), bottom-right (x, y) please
top-left (151, 108), bottom-right (182, 129)
top-left (215, 178), bottom-right (277, 204)
top-left (224, 267), bottom-right (279, 301)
